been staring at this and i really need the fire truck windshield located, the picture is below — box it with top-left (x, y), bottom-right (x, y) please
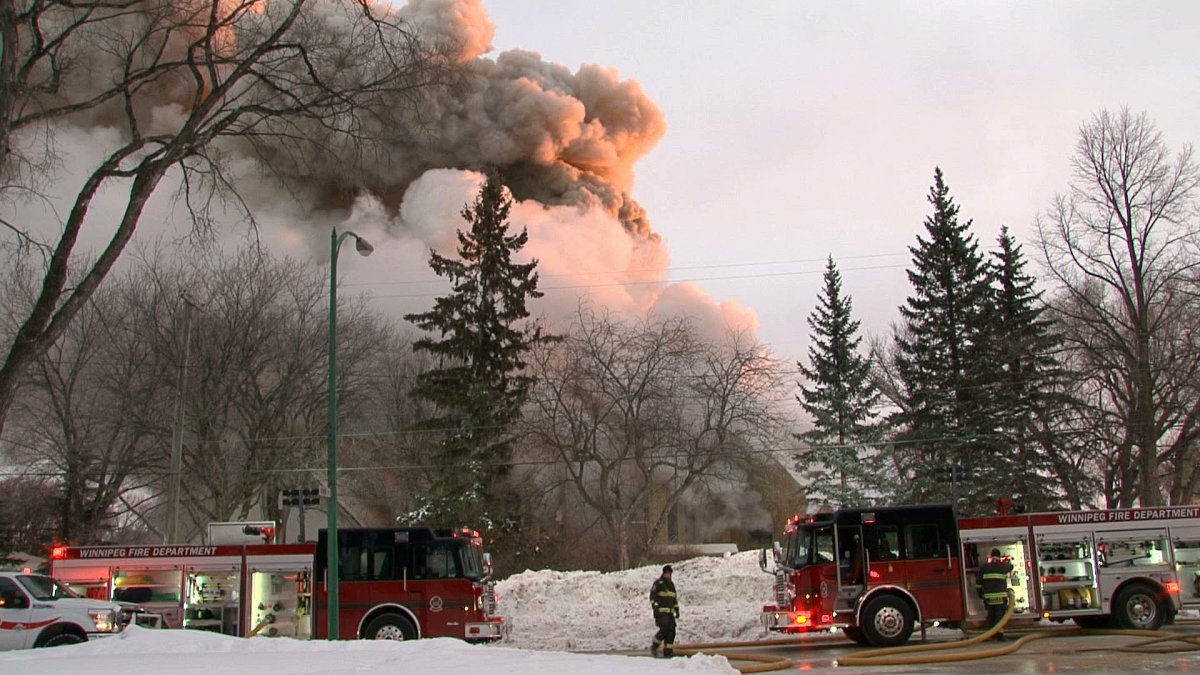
top-left (17, 574), bottom-right (80, 600)
top-left (782, 525), bottom-right (836, 569)
top-left (460, 543), bottom-right (485, 580)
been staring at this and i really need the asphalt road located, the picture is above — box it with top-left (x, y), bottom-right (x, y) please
top-left (646, 625), bottom-right (1200, 673)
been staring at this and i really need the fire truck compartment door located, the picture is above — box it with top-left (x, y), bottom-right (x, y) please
top-left (1095, 529), bottom-right (1169, 567)
top-left (1168, 526), bottom-right (1200, 605)
top-left (959, 536), bottom-right (1032, 616)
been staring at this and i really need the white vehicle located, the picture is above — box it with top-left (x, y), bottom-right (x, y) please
top-left (0, 571), bottom-right (125, 650)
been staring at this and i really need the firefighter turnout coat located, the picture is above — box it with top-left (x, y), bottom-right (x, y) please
top-left (976, 556), bottom-right (1014, 605)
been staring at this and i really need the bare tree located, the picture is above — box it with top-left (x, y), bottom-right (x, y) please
top-left (0, 0), bottom-right (448, 434)
top-left (126, 248), bottom-right (387, 540)
top-left (3, 271), bottom-right (164, 545)
top-left (340, 331), bottom-right (438, 527)
top-left (0, 476), bottom-right (60, 557)
top-left (524, 306), bottom-right (787, 569)
top-left (1038, 109), bottom-right (1200, 507)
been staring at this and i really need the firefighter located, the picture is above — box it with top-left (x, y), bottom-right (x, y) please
top-left (649, 564), bottom-right (679, 657)
top-left (976, 548), bottom-right (1014, 641)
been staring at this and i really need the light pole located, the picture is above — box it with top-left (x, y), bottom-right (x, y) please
top-left (165, 289), bottom-right (199, 544)
top-left (326, 227), bottom-right (373, 640)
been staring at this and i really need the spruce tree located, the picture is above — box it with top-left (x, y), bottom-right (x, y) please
top-left (988, 227), bottom-right (1070, 511)
top-left (404, 171), bottom-right (544, 526)
top-left (796, 257), bottom-right (884, 507)
top-left (893, 168), bottom-right (998, 512)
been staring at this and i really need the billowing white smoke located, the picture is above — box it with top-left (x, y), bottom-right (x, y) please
top-left (266, 169), bottom-right (759, 338)
top-left (17, 0), bottom-right (759, 337)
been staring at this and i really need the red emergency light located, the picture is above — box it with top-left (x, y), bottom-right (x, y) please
top-left (51, 545), bottom-right (67, 560)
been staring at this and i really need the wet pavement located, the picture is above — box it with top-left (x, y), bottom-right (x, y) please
top-left (647, 625), bottom-right (1200, 672)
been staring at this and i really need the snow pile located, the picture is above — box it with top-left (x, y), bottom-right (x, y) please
top-left (499, 551), bottom-right (774, 650)
top-left (0, 627), bottom-right (738, 674)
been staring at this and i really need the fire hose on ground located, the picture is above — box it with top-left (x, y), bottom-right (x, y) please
top-left (673, 637), bottom-right (798, 674)
top-left (670, 590), bottom-right (1200, 672)
top-left (837, 590), bottom-right (1200, 667)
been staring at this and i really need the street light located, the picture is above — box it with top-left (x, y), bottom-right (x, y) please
top-left (165, 289), bottom-right (199, 544)
top-left (326, 227), bottom-right (372, 640)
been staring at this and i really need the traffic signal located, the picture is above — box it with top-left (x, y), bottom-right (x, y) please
top-left (281, 488), bottom-right (321, 506)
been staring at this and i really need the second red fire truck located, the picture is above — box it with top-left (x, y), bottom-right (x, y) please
top-left (761, 504), bottom-right (1200, 646)
top-left (48, 526), bottom-right (507, 642)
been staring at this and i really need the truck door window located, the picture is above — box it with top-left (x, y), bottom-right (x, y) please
top-left (427, 545), bottom-right (456, 579)
top-left (872, 526), bottom-right (900, 560)
top-left (338, 531), bottom-right (366, 581)
top-left (814, 526), bottom-right (835, 563)
top-left (0, 577), bottom-right (29, 608)
top-left (905, 523), bottom-right (942, 560)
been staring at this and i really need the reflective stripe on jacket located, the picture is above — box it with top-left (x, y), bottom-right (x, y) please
top-left (650, 577), bottom-right (678, 614)
top-left (976, 558), bottom-right (1013, 604)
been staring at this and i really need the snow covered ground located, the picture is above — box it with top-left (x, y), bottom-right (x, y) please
top-left (0, 552), bottom-right (772, 674)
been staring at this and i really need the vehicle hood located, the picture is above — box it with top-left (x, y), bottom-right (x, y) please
top-left (34, 596), bottom-right (120, 612)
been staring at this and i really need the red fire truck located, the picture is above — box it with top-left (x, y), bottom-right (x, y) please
top-left (760, 504), bottom-right (1200, 646)
top-left (48, 526), bottom-right (507, 642)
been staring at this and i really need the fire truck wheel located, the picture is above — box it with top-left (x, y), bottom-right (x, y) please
top-left (842, 626), bottom-right (871, 646)
top-left (364, 613), bottom-right (417, 641)
top-left (1112, 583), bottom-right (1165, 631)
top-left (41, 631), bottom-right (85, 647)
top-left (859, 595), bottom-right (914, 647)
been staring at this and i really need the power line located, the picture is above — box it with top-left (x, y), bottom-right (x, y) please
top-left (343, 251), bottom-right (912, 288)
top-left (367, 262), bottom-right (911, 300)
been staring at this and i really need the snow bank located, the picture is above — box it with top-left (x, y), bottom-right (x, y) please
top-left (0, 627), bottom-right (738, 674)
top-left (498, 551), bottom-right (774, 650)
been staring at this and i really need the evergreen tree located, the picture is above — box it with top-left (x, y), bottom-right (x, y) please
top-left (404, 171), bottom-right (544, 526)
top-left (795, 257), bottom-right (884, 507)
top-left (893, 168), bottom-right (998, 512)
top-left (988, 227), bottom-right (1071, 511)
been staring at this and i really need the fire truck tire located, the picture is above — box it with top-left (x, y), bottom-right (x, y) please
top-left (859, 595), bottom-right (914, 647)
top-left (1112, 583), bottom-right (1165, 631)
top-left (842, 626), bottom-right (871, 646)
top-left (40, 630), bottom-right (85, 647)
top-left (364, 613), bottom-right (417, 641)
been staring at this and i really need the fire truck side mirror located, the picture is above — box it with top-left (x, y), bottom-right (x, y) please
top-left (482, 552), bottom-right (492, 571)
top-left (758, 548), bottom-right (770, 573)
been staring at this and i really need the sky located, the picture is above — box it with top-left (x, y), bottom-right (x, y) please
top-left (0, 553), bottom-right (770, 674)
top-left (479, 0), bottom-right (1200, 361)
top-left (7, 0), bottom-right (1200, 400)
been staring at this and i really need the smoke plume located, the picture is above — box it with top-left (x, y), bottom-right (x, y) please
top-left (18, 0), bottom-right (758, 337)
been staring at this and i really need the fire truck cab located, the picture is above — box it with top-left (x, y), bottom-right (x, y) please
top-left (760, 505), bottom-right (964, 646)
top-left (762, 504), bottom-right (1197, 647)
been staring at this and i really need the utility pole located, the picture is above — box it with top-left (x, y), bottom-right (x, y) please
top-left (165, 290), bottom-right (198, 544)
